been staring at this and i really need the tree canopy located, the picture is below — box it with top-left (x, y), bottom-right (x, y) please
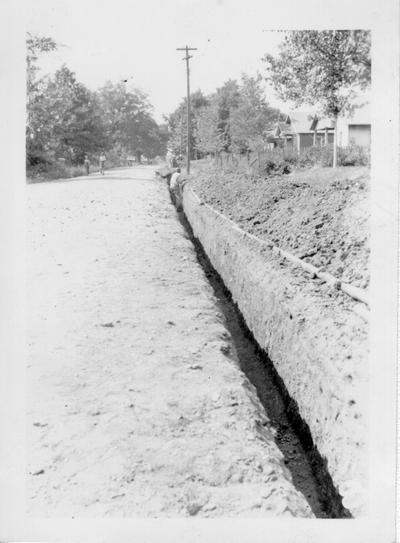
top-left (230, 74), bottom-right (279, 152)
top-left (214, 79), bottom-right (241, 151)
top-left (263, 30), bottom-right (371, 166)
top-left (167, 76), bottom-right (280, 157)
top-left (26, 33), bottom-right (57, 96)
top-left (26, 33), bottom-right (167, 169)
top-left (263, 30), bottom-right (371, 119)
top-left (195, 100), bottom-right (225, 155)
top-left (97, 82), bottom-right (166, 160)
top-left (165, 90), bottom-right (209, 157)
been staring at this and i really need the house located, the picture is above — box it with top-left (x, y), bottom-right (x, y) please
top-left (336, 102), bottom-right (370, 148)
top-left (309, 116), bottom-right (335, 146)
top-left (266, 111), bottom-right (334, 152)
top-left (311, 93), bottom-right (370, 148)
top-left (268, 100), bottom-right (370, 152)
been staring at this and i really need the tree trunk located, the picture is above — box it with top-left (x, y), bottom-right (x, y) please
top-left (332, 115), bottom-right (338, 168)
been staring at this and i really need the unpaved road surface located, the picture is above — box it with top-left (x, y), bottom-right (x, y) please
top-left (27, 167), bottom-right (312, 517)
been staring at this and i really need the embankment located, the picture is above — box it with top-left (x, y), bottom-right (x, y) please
top-left (182, 183), bottom-right (368, 517)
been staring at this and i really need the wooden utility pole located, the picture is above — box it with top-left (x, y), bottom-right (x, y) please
top-left (176, 45), bottom-right (197, 174)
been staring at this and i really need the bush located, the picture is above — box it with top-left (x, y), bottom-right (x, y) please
top-left (298, 143), bottom-right (370, 169)
top-left (258, 148), bottom-right (298, 176)
top-left (211, 142), bottom-right (370, 179)
top-left (27, 159), bottom-right (87, 182)
top-left (338, 143), bottom-right (370, 166)
top-left (298, 145), bottom-right (328, 168)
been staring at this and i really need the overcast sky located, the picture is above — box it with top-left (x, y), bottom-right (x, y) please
top-left (27, 0), bottom-right (291, 122)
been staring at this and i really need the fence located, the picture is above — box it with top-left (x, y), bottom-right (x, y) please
top-left (214, 148), bottom-right (301, 175)
top-left (212, 143), bottom-right (370, 174)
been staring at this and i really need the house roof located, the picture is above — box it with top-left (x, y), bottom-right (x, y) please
top-left (312, 102), bottom-right (370, 130)
top-left (269, 121), bottom-right (292, 137)
top-left (286, 111), bottom-right (315, 133)
top-left (313, 117), bottom-right (334, 130)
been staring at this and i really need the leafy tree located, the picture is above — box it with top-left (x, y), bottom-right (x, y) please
top-left (26, 33), bottom-right (57, 97)
top-left (33, 65), bottom-right (108, 164)
top-left (214, 79), bottom-right (241, 151)
top-left (195, 99), bottom-right (225, 156)
top-left (97, 81), bottom-right (165, 160)
top-left (165, 89), bottom-right (209, 158)
top-left (27, 36), bottom-right (108, 166)
top-left (263, 30), bottom-right (371, 166)
top-left (26, 33), bottom-right (57, 165)
top-left (230, 74), bottom-right (279, 153)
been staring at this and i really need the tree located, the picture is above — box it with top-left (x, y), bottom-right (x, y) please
top-left (27, 36), bottom-right (108, 166)
top-left (97, 81), bottom-right (165, 160)
top-left (33, 65), bottom-right (108, 164)
top-left (214, 79), bottom-right (241, 151)
top-left (26, 33), bottom-right (166, 172)
top-left (26, 33), bottom-right (57, 165)
top-left (165, 89), bottom-right (209, 158)
top-left (26, 33), bottom-right (57, 97)
top-left (195, 99), bottom-right (225, 156)
top-left (230, 74), bottom-right (279, 153)
top-left (263, 30), bottom-right (371, 167)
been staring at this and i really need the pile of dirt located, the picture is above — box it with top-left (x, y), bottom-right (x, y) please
top-left (190, 165), bottom-right (369, 289)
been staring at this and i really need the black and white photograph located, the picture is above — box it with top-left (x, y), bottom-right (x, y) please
top-left (0, 0), bottom-right (398, 541)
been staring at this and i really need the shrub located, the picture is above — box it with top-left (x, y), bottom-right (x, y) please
top-left (27, 159), bottom-right (88, 182)
top-left (211, 141), bottom-right (370, 179)
top-left (338, 143), bottom-right (370, 166)
top-left (298, 143), bottom-right (370, 168)
top-left (258, 148), bottom-right (298, 176)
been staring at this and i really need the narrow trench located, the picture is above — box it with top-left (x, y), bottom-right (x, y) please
top-left (173, 198), bottom-right (352, 519)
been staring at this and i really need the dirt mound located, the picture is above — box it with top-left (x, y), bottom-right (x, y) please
top-left (191, 165), bottom-right (369, 289)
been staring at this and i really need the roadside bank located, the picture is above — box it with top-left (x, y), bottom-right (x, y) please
top-left (181, 168), bottom-right (368, 516)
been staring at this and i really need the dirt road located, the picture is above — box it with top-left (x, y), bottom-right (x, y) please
top-left (27, 167), bottom-right (312, 517)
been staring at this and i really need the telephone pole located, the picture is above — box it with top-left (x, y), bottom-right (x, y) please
top-left (176, 45), bottom-right (197, 174)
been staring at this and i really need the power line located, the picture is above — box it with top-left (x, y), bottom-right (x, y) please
top-left (176, 45), bottom-right (197, 175)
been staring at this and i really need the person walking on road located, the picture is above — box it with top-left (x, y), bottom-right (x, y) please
top-left (84, 155), bottom-right (90, 176)
top-left (99, 152), bottom-right (106, 175)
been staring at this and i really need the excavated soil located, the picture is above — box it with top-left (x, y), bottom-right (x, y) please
top-left (190, 165), bottom-right (370, 288)
top-left (182, 166), bottom-right (369, 517)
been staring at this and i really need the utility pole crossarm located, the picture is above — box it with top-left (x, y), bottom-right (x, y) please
top-left (176, 46), bottom-right (197, 175)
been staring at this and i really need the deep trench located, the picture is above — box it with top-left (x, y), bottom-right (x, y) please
top-left (170, 189), bottom-right (352, 519)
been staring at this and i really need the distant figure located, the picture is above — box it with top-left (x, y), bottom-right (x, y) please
top-left (84, 155), bottom-right (90, 176)
top-left (99, 152), bottom-right (106, 175)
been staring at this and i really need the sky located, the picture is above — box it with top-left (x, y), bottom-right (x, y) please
top-left (27, 0), bottom-right (290, 123)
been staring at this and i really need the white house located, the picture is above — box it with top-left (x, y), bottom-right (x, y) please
top-left (267, 111), bottom-right (334, 152)
top-left (336, 102), bottom-right (371, 148)
top-left (267, 97), bottom-right (371, 152)
top-left (314, 92), bottom-right (371, 148)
